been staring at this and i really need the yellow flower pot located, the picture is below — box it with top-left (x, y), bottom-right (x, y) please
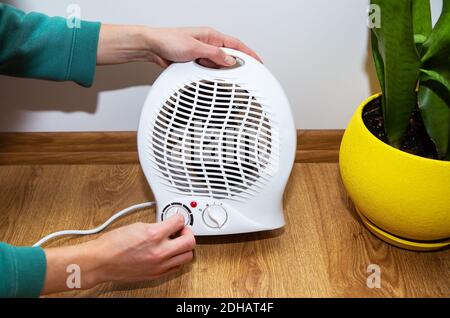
top-left (339, 93), bottom-right (450, 251)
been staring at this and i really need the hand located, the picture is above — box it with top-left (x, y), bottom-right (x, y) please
top-left (143, 27), bottom-right (262, 68)
top-left (42, 214), bottom-right (195, 294)
top-left (97, 25), bottom-right (262, 68)
top-left (93, 214), bottom-right (195, 283)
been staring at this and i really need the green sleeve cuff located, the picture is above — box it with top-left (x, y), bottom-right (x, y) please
top-left (0, 243), bottom-right (47, 298)
top-left (66, 20), bottom-right (101, 87)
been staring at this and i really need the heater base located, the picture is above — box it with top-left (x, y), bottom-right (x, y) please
top-left (356, 209), bottom-right (450, 251)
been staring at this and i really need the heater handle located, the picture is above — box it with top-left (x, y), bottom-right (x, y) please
top-left (193, 48), bottom-right (257, 70)
top-left (221, 47), bottom-right (256, 65)
top-left (222, 47), bottom-right (265, 69)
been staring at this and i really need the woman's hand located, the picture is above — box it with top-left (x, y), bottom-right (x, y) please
top-left (93, 214), bottom-right (195, 283)
top-left (97, 25), bottom-right (262, 68)
top-left (42, 214), bottom-right (195, 294)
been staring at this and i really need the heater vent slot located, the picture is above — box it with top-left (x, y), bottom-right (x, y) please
top-left (148, 79), bottom-right (278, 200)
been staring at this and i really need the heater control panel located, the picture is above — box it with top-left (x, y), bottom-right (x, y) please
top-left (161, 203), bottom-right (193, 226)
top-left (161, 201), bottom-right (231, 231)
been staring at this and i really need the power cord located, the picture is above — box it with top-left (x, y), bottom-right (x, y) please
top-left (33, 201), bottom-right (156, 247)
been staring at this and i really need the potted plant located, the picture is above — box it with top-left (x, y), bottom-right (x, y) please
top-left (339, 0), bottom-right (450, 251)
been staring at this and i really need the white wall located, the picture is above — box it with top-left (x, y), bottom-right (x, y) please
top-left (0, 0), bottom-right (443, 131)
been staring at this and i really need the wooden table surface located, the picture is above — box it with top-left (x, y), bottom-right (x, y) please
top-left (0, 163), bottom-right (448, 298)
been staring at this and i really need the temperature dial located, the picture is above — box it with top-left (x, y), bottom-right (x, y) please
top-left (162, 203), bottom-right (192, 226)
top-left (202, 204), bottom-right (228, 228)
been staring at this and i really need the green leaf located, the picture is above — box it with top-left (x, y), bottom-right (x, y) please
top-left (371, 0), bottom-right (421, 148)
top-left (418, 1), bottom-right (450, 160)
top-left (421, 1), bottom-right (450, 65)
top-left (412, 0), bottom-right (432, 49)
top-left (370, 30), bottom-right (385, 108)
top-left (370, 30), bottom-right (388, 122)
top-left (419, 4), bottom-right (450, 97)
top-left (418, 81), bottom-right (450, 159)
top-left (420, 68), bottom-right (450, 92)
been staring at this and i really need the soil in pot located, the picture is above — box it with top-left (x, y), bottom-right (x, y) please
top-left (362, 97), bottom-right (439, 160)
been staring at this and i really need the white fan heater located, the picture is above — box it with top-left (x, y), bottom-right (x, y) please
top-left (137, 48), bottom-right (296, 235)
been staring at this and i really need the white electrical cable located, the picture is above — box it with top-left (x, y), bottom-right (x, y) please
top-left (33, 201), bottom-right (156, 247)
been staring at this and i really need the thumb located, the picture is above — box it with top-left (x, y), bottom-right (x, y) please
top-left (197, 42), bottom-right (236, 67)
top-left (160, 213), bottom-right (186, 237)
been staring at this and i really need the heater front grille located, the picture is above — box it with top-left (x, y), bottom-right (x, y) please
top-left (147, 79), bottom-right (278, 200)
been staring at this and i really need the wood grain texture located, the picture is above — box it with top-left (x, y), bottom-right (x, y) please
top-left (296, 130), bottom-right (344, 163)
top-left (0, 130), bottom-right (344, 164)
top-left (0, 132), bottom-right (137, 165)
top-left (0, 163), bottom-right (448, 298)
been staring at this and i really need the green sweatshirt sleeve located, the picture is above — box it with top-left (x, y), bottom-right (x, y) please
top-left (0, 3), bottom-right (101, 87)
top-left (0, 242), bottom-right (47, 298)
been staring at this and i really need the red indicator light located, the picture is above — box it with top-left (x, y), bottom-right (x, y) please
top-left (190, 201), bottom-right (197, 208)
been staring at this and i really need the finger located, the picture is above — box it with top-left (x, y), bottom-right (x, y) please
top-left (220, 34), bottom-right (263, 63)
top-left (196, 42), bottom-right (236, 67)
top-left (178, 225), bottom-right (195, 241)
top-left (159, 213), bottom-right (186, 237)
top-left (190, 27), bottom-right (262, 63)
top-left (163, 251), bottom-right (194, 270)
top-left (165, 227), bottom-right (196, 257)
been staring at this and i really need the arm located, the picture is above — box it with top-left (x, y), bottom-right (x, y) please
top-left (96, 25), bottom-right (261, 68)
top-left (0, 215), bottom-right (194, 297)
top-left (42, 215), bottom-right (195, 295)
top-left (0, 3), bottom-right (100, 87)
top-left (1, 6), bottom-right (260, 297)
top-left (0, 3), bottom-right (260, 86)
